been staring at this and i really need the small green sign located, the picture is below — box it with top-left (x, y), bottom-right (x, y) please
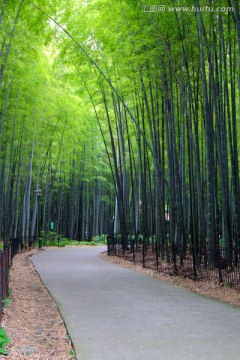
top-left (50, 221), bottom-right (54, 230)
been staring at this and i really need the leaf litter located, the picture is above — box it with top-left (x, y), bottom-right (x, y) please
top-left (0, 249), bottom-right (76, 360)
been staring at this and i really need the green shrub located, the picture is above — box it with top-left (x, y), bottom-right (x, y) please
top-left (2, 297), bottom-right (13, 309)
top-left (0, 328), bottom-right (10, 355)
top-left (43, 233), bottom-right (106, 247)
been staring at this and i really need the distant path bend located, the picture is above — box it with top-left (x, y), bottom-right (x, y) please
top-left (32, 246), bottom-right (240, 360)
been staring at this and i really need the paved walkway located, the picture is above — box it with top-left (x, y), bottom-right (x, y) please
top-left (32, 246), bottom-right (240, 360)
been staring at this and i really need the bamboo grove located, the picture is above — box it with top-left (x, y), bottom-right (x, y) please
top-left (1, 0), bottom-right (240, 268)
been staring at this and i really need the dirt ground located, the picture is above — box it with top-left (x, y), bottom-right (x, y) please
top-left (1, 247), bottom-right (240, 360)
top-left (0, 249), bottom-right (75, 360)
top-left (100, 252), bottom-right (240, 307)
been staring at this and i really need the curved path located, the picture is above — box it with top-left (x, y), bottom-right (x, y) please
top-left (32, 246), bottom-right (240, 360)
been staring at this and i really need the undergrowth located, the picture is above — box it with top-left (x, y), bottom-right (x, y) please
top-left (0, 328), bottom-right (10, 355)
top-left (0, 291), bottom-right (11, 355)
top-left (41, 233), bottom-right (106, 248)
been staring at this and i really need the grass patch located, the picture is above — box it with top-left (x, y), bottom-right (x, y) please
top-left (0, 328), bottom-right (10, 355)
top-left (41, 233), bottom-right (107, 247)
top-left (2, 298), bottom-right (14, 309)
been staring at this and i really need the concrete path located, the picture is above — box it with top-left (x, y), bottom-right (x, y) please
top-left (32, 246), bottom-right (240, 360)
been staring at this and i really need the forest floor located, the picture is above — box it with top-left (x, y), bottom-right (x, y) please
top-left (100, 252), bottom-right (240, 307)
top-left (0, 248), bottom-right (75, 360)
top-left (1, 247), bottom-right (240, 360)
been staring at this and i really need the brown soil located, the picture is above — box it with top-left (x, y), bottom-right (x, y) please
top-left (0, 249), bottom-right (76, 360)
top-left (100, 252), bottom-right (240, 307)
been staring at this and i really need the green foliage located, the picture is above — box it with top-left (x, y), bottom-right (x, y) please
top-left (1, 0), bottom-right (240, 258)
top-left (2, 297), bottom-right (14, 309)
top-left (0, 328), bottom-right (10, 355)
top-left (43, 232), bottom-right (105, 247)
top-left (47, 239), bottom-right (99, 247)
top-left (69, 349), bottom-right (76, 359)
top-left (91, 234), bottom-right (107, 244)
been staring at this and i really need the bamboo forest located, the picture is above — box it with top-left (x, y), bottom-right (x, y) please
top-left (1, 0), bottom-right (240, 287)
